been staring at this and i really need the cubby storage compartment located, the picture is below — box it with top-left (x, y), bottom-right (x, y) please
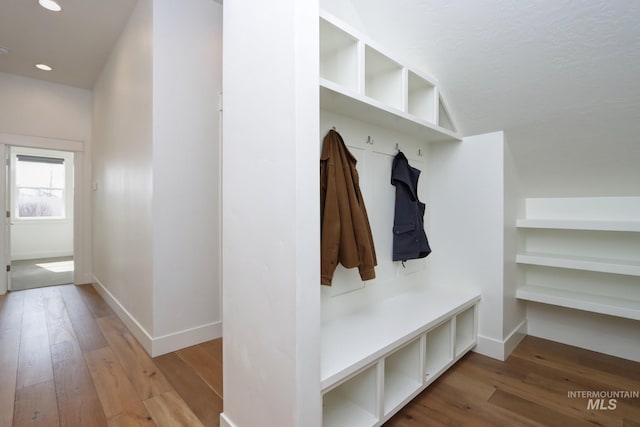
top-left (323, 365), bottom-right (379, 427)
top-left (407, 70), bottom-right (436, 123)
top-left (383, 337), bottom-right (423, 416)
top-left (454, 305), bottom-right (477, 357)
top-left (424, 320), bottom-right (453, 382)
top-left (364, 45), bottom-right (403, 110)
top-left (320, 18), bottom-right (360, 92)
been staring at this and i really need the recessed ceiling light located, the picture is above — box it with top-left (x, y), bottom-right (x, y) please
top-left (38, 0), bottom-right (62, 12)
top-left (36, 63), bottom-right (53, 71)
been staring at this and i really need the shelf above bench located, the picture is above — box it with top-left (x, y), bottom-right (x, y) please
top-left (320, 80), bottom-right (459, 143)
top-left (516, 285), bottom-right (640, 320)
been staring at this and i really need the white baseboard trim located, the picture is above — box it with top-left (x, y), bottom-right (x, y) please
top-left (504, 319), bottom-right (527, 357)
top-left (152, 320), bottom-right (222, 357)
top-left (91, 277), bottom-right (223, 357)
top-left (220, 413), bottom-right (237, 427)
top-left (526, 313), bottom-right (640, 363)
top-left (474, 319), bottom-right (527, 361)
top-left (91, 277), bottom-right (154, 355)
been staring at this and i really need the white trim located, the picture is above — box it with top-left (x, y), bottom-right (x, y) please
top-left (474, 319), bottom-right (527, 361)
top-left (0, 132), bottom-right (83, 152)
top-left (152, 320), bottom-right (222, 357)
top-left (503, 319), bottom-right (527, 357)
top-left (91, 278), bottom-right (154, 354)
top-left (475, 334), bottom-right (505, 360)
top-left (219, 413), bottom-right (237, 427)
top-left (91, 278), bottom-right (223, 357)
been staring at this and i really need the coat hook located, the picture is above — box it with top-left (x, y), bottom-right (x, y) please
top-left (366, 136), bottom-right (374, 144)
top-left (418, 149), bottom-right (423, 156)
top-left (332, 126), bottom-right (336, 131)
top-left (395, 143), bottom-right (400, 152)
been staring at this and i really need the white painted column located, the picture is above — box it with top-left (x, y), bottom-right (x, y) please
top-left (429, 131), bottom-right (525, 360)
top-left (221, 0), bottom-right (321, 426)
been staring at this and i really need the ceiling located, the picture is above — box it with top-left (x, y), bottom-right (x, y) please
top-left (1, 0), bottom-right (639, 196)
top-left (0, 0), bottom-right (137, 89)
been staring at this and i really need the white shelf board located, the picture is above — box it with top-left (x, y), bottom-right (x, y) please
top-left (516, 219), bottom-right (640, 232)
top-left (321, 287), bottom-right (479, 391)
top-left (516, 285), bottom-right (640, 320)
top-left (320, 79), bottom-right (460, 143)
top-left (323, 398), bottom-right (378, 427)
top-left (516, 252), bottom-right (640, 276)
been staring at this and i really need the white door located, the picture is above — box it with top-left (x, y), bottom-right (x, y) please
top-left (1, 144), bottom-right (10, 293)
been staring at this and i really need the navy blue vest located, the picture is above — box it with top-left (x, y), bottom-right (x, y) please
top-left (391, 151), bottom-right (431, 261)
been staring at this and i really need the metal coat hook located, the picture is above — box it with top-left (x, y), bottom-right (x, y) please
top-left (418, 149), bottom-right (423, 157)
top-left (366, 136), bottom-right (374, 145)
top-left (395, 143), bottom-right (400, 152)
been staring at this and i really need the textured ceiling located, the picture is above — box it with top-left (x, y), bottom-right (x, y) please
top-left (321, 0), bottom-right (640, 196)
top-left (0, 0), bottom-right (137, 89)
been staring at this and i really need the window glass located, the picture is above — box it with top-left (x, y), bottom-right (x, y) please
top-left (15, 158), bottom-right (65, 218)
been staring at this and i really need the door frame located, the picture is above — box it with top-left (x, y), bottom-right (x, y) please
top-left (0, 133), bottom-right (87, 295)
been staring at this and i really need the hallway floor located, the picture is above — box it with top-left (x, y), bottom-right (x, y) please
top-left (0, 284), bottom-right (638, 426)
top-left (10, 257), bottom-right (74, 291)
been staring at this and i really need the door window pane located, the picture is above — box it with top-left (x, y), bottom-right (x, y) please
top-left (15, 157), bottom-right (65, 218)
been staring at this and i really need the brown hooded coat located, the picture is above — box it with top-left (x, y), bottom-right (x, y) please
top-left (320, 129), bottom-right (377, 286)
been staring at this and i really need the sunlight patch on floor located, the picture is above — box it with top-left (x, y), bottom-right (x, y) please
top-left (36, 260), bottom-right (74, 273)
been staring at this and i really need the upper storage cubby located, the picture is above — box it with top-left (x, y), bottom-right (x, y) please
top-left (364, 46), bottom-right (404, 110)
top-left (319, 12), bottom-right (460, 143)
top-left (320, 18), bottom-right (359, 92)
top-left (407, 70), bottom-right (437, 124)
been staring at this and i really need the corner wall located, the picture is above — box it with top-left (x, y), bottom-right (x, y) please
top-left (151, 0), bottom-right (222, 353)
top-left (429, 131), bottom-right (525, 361)
top-left (92, 0), bottom-right (223, 356)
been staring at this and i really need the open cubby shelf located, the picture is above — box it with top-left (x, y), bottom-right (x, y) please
top-left (319, 12), bottom-right (460, 141)
top-left (321, 288), bottom-right (479, 426)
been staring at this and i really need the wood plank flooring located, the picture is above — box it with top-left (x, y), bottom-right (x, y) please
top-left (1, 284), bottom-right (639, 426)
top-left (0, 285), bottom-right (222, 427)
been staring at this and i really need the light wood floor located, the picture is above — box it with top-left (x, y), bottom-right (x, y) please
top-left (1, 285), bottom-right (639, 426)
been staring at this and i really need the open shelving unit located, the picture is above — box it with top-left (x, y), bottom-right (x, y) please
top-left (319, 12), bottom-right (460, 143)
top-left (319, 11), bottom-right (478, 427)
top-left (516, 197), bottom-right (640, 321)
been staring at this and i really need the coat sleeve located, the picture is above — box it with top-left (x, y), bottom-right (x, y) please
top-left (320, 142), bottom-right (340, 286)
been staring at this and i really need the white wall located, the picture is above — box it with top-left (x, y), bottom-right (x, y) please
top-left (0, 72), bottom-right (92, 294)
top-left (0, 72), bottom-right (92, 140)
top-left (92, 0), bottom-right (154, 336)
top-left (429, 131), bottom-right (525, 360)
top-left (92, 0), bottom-right (223, 356)
top-left (318, 109), bottom-right (431, 322)
top-left (151, 0), bottom-right (222, 351)
top-left (221, 0), bottom-right (321, 425)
